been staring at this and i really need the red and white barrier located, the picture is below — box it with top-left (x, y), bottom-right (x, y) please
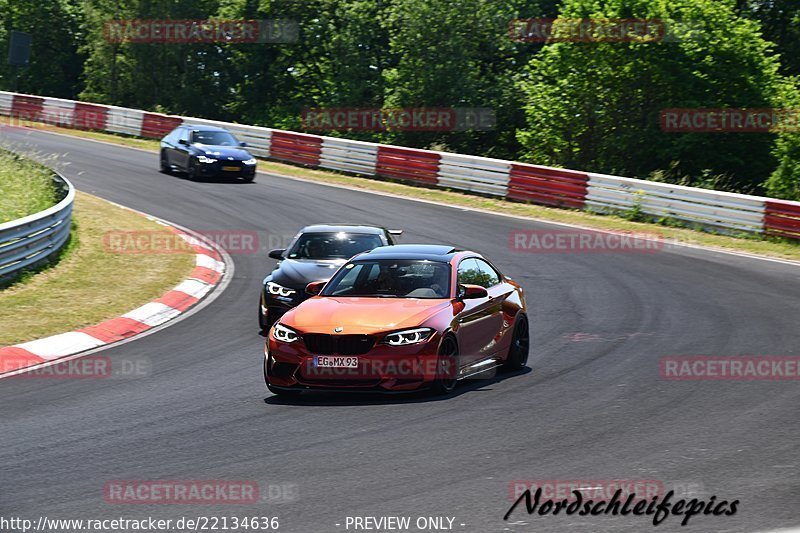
top-left (0, 226), bottom-right (226, 376)
top-left (2, 90), bottom-right (800, 240)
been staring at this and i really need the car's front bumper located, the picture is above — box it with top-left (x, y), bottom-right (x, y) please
top-left (265, 334), bottom-right (444, 392)
top-left (196, 161), bottom-right (256, 178)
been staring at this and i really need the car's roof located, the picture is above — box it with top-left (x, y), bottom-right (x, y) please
top-left (356, 244), bottom-right (459, 260)
top-left (182, 124), bottom-right (230, 132)
top-left (300, 224), bottom-right (386, 235)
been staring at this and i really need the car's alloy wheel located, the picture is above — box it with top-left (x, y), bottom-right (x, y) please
top-left (432, 335), bottom-right (459, 395)
top-left (503, 314), bottom-right (529, 371)
top-left (159, 150), bottom-right (171, 174)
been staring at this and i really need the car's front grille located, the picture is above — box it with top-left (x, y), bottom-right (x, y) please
top-left (302, 334), bottom-right (375, 355)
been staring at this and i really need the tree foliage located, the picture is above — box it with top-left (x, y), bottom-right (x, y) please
top-left (0, 0), bottom-right (798, 198)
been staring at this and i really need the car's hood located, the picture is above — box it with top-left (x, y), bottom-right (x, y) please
top-left (271, 259), bottom-right (344, 289)
top-left (284, 297), bottom-right (451, 334)
top-left (193, 144), bottom-right (251, 159)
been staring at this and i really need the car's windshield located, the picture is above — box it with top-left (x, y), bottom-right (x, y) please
top-left (192, 130), bottom-right (239, 146)
top-left (286, 232), bottom-right (383, 260)
top-left (322, 260), bottom-right (451, 299)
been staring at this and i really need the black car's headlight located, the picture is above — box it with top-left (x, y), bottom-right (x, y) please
top-left (382, 327), bottom-right (435, 346)
top-left (266, 281), bottom-right (296, 298)
top-left (243, 158), bottom-right (257, 165)
top-left (273, 323), bottom-right (300, 343)
top-left (197, 155), bottom-right (217, 164)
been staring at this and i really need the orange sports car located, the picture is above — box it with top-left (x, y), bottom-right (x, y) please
top-left (264, 244), bottom-right (528, 395)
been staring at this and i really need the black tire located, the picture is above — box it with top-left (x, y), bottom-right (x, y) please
top-left (264, 355), bottom-right (301, 397)
top-left (258, 301), bottom-right (269, 331)
top-left (159, 150), bottom-right (172, 174)
top-left (502, 314), bottom-right (529, 371)
top-left (187, 159), bottom-right (199, 181)
top-left (243, 174), bottom-right (255, 183)
top-left (259, 305), bottom-right (281, 332)
top-left (431, 335), bottom-right (459, 395)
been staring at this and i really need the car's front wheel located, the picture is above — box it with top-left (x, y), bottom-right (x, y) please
top-left (186, 159), bottom-right (199, 181)
top-left (502, 314), bottom-right (529, 371)
top-left (431, 335), bottom-right (459, 395)
top-left (159, 150), bottom-right (171, 174)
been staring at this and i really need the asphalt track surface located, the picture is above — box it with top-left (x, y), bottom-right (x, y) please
top-left (1, 127), bottom-right (799, 533)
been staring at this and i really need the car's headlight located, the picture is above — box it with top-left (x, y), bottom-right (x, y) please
top-left (272, 323), bottom-right (299, 343)
top-left (197, 155), bottom-right (217, 163)
top-left (382, 327), bottom-right (434, 346)
top-left (266, 281), bottom-right (296, 298)
top-left (243, 158), bottom-right (257, 165)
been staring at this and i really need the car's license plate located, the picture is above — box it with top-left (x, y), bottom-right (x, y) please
top-left (222, 165), bottom-right (239, 171)
top-left (314, 356), bottom-right (358, 368)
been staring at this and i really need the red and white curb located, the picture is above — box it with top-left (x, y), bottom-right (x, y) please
top-left (0, 219), bottom-right (230, 377)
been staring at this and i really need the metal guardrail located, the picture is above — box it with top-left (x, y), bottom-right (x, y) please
top-left (3, 89), bottom-right (800, 240)
top-left (0, 172), bottom-right (74, 284)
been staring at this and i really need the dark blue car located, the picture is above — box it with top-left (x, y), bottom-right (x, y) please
top-left (159, 124), bottom-right (257, 181)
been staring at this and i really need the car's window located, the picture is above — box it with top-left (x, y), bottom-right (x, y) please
top-left (323, 260), bottom-right (451, 299)
top-left (474, 258), bottom-right (501, 287)
top-left (457, 257), bottom-right (499, 288)
top-left (177, 127), bottom-right (190, 144)
top-left (286, 232), bottom-right (384, 260)
top-left (164, 128), bottom-right (179, 143)
top-left (191, 130), bottom-right (239, 146)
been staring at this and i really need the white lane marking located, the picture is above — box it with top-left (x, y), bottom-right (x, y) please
top-left (18, 332), bottom-right (106, 360)
top-left (0, 209), bottom-right (234, 380)
top-left (123, 302), bottom-right (182, 327)
top-left (171, 279), bottom-right (212, 299)
top-left (196, 253), bottom-right (225, 272)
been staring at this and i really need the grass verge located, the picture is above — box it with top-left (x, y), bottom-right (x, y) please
top-left (0, 147), bottom-right (58, 223)
top-left (4, 117), bottom-right (800, 262)
top-left (0, 191), bottom-right (195, 346)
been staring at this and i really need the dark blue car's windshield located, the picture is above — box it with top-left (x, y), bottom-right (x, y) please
top-left (287, 232), bottom-right (383, 260)
top-left (192, 131), bottom-right (238, 146)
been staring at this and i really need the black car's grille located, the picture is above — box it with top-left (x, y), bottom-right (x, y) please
top-left (302, 334), bottom-right (375, 355)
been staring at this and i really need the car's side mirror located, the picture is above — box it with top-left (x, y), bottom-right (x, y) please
top-left (458, 284), bottom-right (488, 300)
top-left (178, 138), bottom-right (189, 146)
top-left (268, 249), bottom-right (285, 260)
top-left (306, 280), bottom-right (326, 296)
top-left (240, 141), bottom-right (248, 147)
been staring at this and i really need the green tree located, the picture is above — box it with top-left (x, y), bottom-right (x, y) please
top-left (764, 76), bottom-right (800, 200)
top-left (0, 0), bottom-right (85, 97)
top-left (517, 0), bottom-right (788, 193)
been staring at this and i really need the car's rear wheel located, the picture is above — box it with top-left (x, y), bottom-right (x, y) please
top-left (264, 356), bottom-right (301, 397)
top-left (502, 314), bottom-right (529, 371)
top-left (159, 150), bottom-right (172, 174)
top-left (431, 335), bottom-right (459, 395)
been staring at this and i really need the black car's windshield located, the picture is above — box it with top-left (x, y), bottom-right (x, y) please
top-left (287, 232), bottom-right (383, 260)
top-left (192, 130), bottom-right (239, 146)
top-left (322, 260), bottom-right (451, 299)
